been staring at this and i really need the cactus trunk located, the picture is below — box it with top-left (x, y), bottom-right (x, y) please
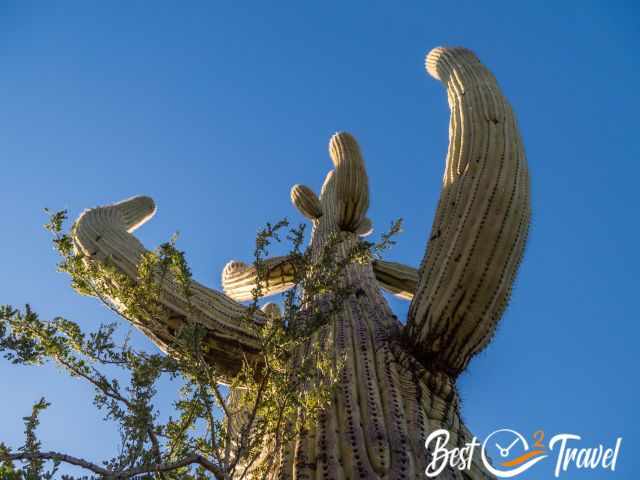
top-left (261, 235), bottom-right (490, 479)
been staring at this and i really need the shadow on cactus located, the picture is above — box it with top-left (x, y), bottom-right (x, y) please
top-left (1, 46), bottom-right (530, 479)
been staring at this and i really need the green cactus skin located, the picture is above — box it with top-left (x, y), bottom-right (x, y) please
top-left (72, 46), bottom-right (529, 479)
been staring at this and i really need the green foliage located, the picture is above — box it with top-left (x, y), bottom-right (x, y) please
top-left (0, 400), bottom-right (60, 480)
top-left (0, 210), bottom-right (402, 479)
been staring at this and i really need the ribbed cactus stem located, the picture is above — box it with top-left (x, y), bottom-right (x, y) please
top-left (290, 184), bottom-right (323, 220)
top-left (329, 132), bottom-right (369, 232)
top-left (222, 257), bottom-right (295, 302)
top-left (372, 260), bottom-right (418, 300)
top-left (407, 47), bottom-right (531, 375)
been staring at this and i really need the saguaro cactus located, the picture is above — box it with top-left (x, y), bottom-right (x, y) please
top-left (72, 47), bottom-right (530, 479)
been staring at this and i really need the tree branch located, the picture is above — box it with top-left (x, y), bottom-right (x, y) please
top-left (3, 451), bottom-right (227, 479)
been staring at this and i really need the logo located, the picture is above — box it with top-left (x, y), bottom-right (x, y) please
top-left (425, 428), bottom-right (622, 478)
top-left (481, 429), bottom-right (547, 477)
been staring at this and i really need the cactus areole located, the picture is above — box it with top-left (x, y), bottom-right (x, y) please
top-left (72, 47), bottom-right (530, 479)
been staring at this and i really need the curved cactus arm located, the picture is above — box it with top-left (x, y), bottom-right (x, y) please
top-left (222, 256), bottom-right (295, 302)
top-left (290, 184), bottom-right (323, 221)
top-left (372, 260), bottom-right (418, 300)
top-left (329, 132), bottom-right (370, 232)
top-left (72, 196), bottom-right (264, 383)
top-left (406, 47), bottom-right (531, 375)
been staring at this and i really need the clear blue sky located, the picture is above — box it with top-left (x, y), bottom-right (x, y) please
top-left (1, 2), bottom-right (638, 478)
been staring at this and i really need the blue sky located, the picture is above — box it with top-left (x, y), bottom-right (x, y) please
top-left (0, 2), bottom-right (638, 478)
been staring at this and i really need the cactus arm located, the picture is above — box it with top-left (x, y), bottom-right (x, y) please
top-left (406, 47), bottom-right (531, 375)
top-left (372, 260), bottom-right (418, 300)
top-left (222, 252), bottom-right (417, 303)
top-left (329, 132), bottom-right (370, 232)
top-left (222, 257), bottom-right (295, 302)
top-left (72, 196), bottom-right (263, 382)
top-left (290, 184), bottom-right (323, 221)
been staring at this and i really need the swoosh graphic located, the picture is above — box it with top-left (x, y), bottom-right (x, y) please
top-left (501, 449), bottom-right (545, 467)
